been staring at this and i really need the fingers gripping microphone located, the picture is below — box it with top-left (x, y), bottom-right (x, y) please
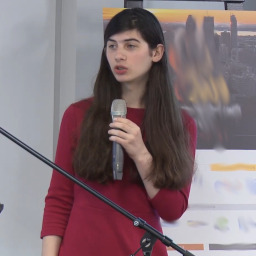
top-left (111, 99), bottom-right (127, 180)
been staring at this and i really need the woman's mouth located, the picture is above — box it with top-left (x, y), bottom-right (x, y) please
top-left (114, 66), bottom-right (128, 75)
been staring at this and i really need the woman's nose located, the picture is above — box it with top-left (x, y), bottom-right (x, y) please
top-left (114, 49), bottom-right (126, 61)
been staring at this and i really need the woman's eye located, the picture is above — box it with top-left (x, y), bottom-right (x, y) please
top-left (108, 44), bottom-right (116, 49)
top-left (127, 44), bottom-right (136, 49)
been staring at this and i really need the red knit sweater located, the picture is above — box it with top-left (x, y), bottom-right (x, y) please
top-left (41, 98), bottom-right (197, 256)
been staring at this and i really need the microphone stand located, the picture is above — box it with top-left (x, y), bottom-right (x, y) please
top-left (0, 126), bottom-right (195, 256)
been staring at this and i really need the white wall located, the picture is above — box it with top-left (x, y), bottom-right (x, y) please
top-left (0, 1), bottom-right (55, 255)
top-left (244, 0), bottom-right (256, 10)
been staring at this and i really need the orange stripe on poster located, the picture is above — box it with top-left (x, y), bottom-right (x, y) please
top-left (211, 163), bottom-right (256, 171)
top-left (167, 244), bottom-right (204, 251)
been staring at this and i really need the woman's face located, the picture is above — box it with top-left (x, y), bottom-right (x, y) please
top-left (106, 29), bottom-right (155, 88)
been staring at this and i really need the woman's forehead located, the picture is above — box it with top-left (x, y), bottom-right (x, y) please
top-left (107, 29), bottom-right (144, 43)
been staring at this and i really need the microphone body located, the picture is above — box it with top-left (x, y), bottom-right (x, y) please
top-left (111, 99), bottom-right (127, 180)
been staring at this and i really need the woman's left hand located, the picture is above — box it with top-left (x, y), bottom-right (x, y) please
top-left (109, 117), bottom-right (159, 198)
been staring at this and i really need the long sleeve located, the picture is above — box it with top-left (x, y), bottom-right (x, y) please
top-left (149, 112), bottom-right (197, 222)
top-left (41, 104), bottom-right (81, 238)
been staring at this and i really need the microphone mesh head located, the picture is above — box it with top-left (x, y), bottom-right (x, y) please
top-left (111, 99), bottom-right (127, 116)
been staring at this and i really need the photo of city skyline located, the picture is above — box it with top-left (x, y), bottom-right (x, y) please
top-left (162, 11), bottom-right (256, 150)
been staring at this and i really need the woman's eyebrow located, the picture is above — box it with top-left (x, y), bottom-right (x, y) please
top-left (107, 38), bottom-right (140, 43)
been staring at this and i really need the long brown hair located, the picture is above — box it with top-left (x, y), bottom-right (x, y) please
top-left (73, 8), bottom-right (195, 189)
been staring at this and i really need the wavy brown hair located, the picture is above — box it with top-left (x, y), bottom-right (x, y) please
top-left (73, 8), bottom-right (195, 189)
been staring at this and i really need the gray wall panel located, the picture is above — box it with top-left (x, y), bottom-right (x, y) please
top-left (0, 1), bottom-right (55, 255)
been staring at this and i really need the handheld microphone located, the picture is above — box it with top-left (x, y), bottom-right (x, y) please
top-left (111, 99), bottom-right (127, 180)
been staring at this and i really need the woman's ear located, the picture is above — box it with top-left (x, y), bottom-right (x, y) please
top-left (152, 44), bottom-right (164, 62)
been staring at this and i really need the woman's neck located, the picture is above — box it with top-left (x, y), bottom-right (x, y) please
top-left (121, 82), bottom-right (146, 108)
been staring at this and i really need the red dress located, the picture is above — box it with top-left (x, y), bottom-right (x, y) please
top-left (41, 98), bottom-right (197, 256)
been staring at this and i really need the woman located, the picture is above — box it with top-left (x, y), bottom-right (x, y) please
top-left (41, 8), bottom-right (197, 256)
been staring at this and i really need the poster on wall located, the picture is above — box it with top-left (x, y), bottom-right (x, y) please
top-left (103, 8), bottom-right (256, 256)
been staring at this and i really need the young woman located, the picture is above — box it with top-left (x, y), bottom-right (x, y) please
top-left (41, 8), bottom-right (197, 256)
